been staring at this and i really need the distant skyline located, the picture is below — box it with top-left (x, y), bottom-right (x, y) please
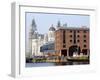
top-left (26, 12), bottom-right (90, 34)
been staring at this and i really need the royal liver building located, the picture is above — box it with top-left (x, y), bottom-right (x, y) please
top-left (26, 19), bottom-right (55, 58)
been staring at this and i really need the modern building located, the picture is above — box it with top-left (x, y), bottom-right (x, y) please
top-left (40, 41), bottom-right (55, 55)
top-left (55, 26), bottom-right (90, 57)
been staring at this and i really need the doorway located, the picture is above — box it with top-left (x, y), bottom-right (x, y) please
top-left (61, 49), bottom-right (67, 56)
top-left (69, 45), bottom-right (80, 57)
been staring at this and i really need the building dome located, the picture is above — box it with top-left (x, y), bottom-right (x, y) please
top-left (49, 24), bottom-right (56, 31)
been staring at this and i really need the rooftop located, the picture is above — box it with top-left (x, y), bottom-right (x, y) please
top-left (49, 24), bottom-right (56, 31)
top-left (57, 26), bottom-right (89, 31)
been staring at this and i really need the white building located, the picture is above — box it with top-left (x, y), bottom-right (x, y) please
top-left (44, 33), bottom-right (48, 44)
top-left (32, 32), bottom-right (44, 56)
top-left (26, 25), bottom-right (34, 57)
top-left (28, 24), bottom-right (56, 57)
top-left (48, 24), bottom-right (55, 42)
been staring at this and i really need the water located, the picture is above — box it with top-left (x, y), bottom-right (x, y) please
top-left (26, 61), bottom-right (89, 67)
top-left (26, 63), bottom-right (55, 67)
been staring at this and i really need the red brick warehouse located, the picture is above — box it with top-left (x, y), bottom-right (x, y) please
top-left (55, 27), bottom-right (90, 57)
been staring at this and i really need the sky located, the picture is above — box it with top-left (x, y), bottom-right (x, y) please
top-left (26, 12), bottom-right (90, 34)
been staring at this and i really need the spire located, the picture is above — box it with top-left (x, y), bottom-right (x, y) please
top-left (31, 18), bottom-right (37, 32)
top-left (29, 18), bottom-right (37, 39)
top-left (57, 21), bottom-right (61, 29)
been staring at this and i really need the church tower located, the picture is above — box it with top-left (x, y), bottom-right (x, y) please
top-left (28, 19), bottom-right (37, 57)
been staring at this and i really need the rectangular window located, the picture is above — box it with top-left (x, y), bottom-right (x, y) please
top-left (70, 30), bottom-right (72, 33)
top-left (83, 30), bottom-right (87, 33)
top-left (77, 30), bottom-right (80, 33)
top-left (84, 45), bottom-right (86, 47)
top-left (77, 35), bottom-right (80, 37)
top-left (77, 40), bottom-right (80, 42)
top-left (70, 35), bottom-right (72, 37)
top-left (63, 45), bottom-right (66, 48)
top-left (70, 40), bottom-right (72, 42)
top-left (84, 40), bottom-right (86, 42)
top-left (83, 35), bottom-right (86, 38)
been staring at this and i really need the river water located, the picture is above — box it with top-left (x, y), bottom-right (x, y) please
top-left (26, 61), bottom-right (89, 67)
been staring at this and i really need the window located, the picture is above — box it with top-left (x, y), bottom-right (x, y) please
top-left (70, 30), bottom-right (72, 33)
top-left (84, 45), bottom-right (86, 47)
top-left (83, 35), bottom-right (86, 38)
top-left (77, 30), bottom-right (80, 33)
top-left (84, 40), bottom-right (86, 42)
top-left (63, 45), bottom-right (66, 48)
top-left (77, 35), bottom-right (80, 37)
top-left (77, 40), bottom-right (80, 42)
top-left (70, 35), bottom-right (72, 37)
top-left (70, 40), bottom-right (72, 42)
top-left (83, 30), bottom-right (87, 33)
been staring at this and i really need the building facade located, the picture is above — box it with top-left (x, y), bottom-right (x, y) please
top-left (31, 25), bottom-right (56, 56)
top-left (32, 32), bottom-right (44, 56)
top-left (48, 24), bottom-right (56, 42)
top-left (55, 27), bottom-right (90, 57)
top-left (40, 25), bottom-right (56, 55)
